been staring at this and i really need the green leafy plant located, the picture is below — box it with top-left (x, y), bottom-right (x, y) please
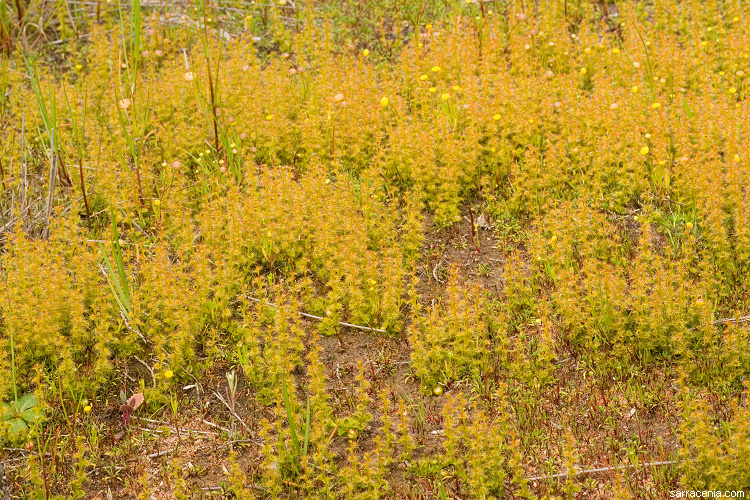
top-left (1, 393), bottom-right (42, 437)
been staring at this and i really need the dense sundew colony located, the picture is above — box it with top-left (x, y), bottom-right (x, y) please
top-left (1, 0), bottom-right (750, 497)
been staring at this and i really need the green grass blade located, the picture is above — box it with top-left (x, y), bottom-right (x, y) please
top-left (303, 395), bottom-right (310, 456)
top-left (281, 377), bottom-right (301, 475)
top-left (99, 243), bottom-right (131, 315)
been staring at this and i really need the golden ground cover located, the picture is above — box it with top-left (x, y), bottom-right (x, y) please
top-left (1, 0), bottom-right (750, 497)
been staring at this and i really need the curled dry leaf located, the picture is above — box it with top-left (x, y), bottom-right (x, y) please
top-left (120, 392), bottom-right (144, 426)
top-left (118, 99), bottom-right (131, 110)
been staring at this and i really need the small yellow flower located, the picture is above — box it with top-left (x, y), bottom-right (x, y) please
top-left (733, 17), bottom-right (739, 22)
top-left (493, 114), bottom-right (501, 121)
top-left (428, 87), bottom-right (436, 93)
top-left (452, 85), bottom-right (460, 91)
top-left (695, 298), bottom-right (705, 306)
top-left (362, 49), bottom-right (370, 56)
top-left (433, 386), bottom-right (444, 396)
top-left (700, 41), bottom-right (708, 47)
top-left (75, 64), bottom-right (83, 71)
top-left (528, 118), bottom-right (534, 124)
top-left (380, 96), bottom-right (389, 107)
top-left (431, 66), bottom-right (441, 72)
top-left (729, 87), bottom-right (737, 94)
top-left (426, 24), bottom-right (432, 30)
top-left (580, 67), bottom-right (587, 74)
top-left (165, 370), bottom-right (174, 379)
top-left (612, 47), bottom-right (620, 54)
top-left (266, 114), bottom-right (274, 120)
top-left (153, 199), bottom-right (160, 206)
top-left (84, 405), bottom-right (92, 413)
top-left (631, 86), bottom-right (638, 93)
top-left (640, 146), bottom-right (650, 155)
top-left (441, 93), bottom-right (450, 101)
top-left (686, 222), bottom-right (693, 230)
top-left (734, 154), bottom-right (741, 162)
top-left (651, 102), bottom-right (661, 109)
top-left (347, 429), bottom-right (358, 439)
top-left (420, 74), bottom-right (428, 81)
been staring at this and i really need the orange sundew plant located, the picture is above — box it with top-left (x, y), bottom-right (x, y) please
top-left (2, 0), bottom-right (750, 493)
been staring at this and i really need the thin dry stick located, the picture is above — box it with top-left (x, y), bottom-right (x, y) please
top-left (713, 314), bottom-right (750, 325)
top-left (0, 152), bottom-right (7, 193)
top-left (245, 296), bottom-right (387, 333)
top-left (201, 419), bottom-right (231, 434)
top-left (132, 355), bottom-right (156, 386)
top-left (78, 150), bottom-right (90, 220)
top-left (0, 461), bottom-right (10, 500)
top-left (213, 391), bottom-right (251, 433)
top-left (527, 459), bottom-right (679, 482)
top-left (21, 113), bottom-right (28, 220)
top-left (146, 448), bottom-right (172, 459)
top-left (468, 206), bottom-right (480, 253)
